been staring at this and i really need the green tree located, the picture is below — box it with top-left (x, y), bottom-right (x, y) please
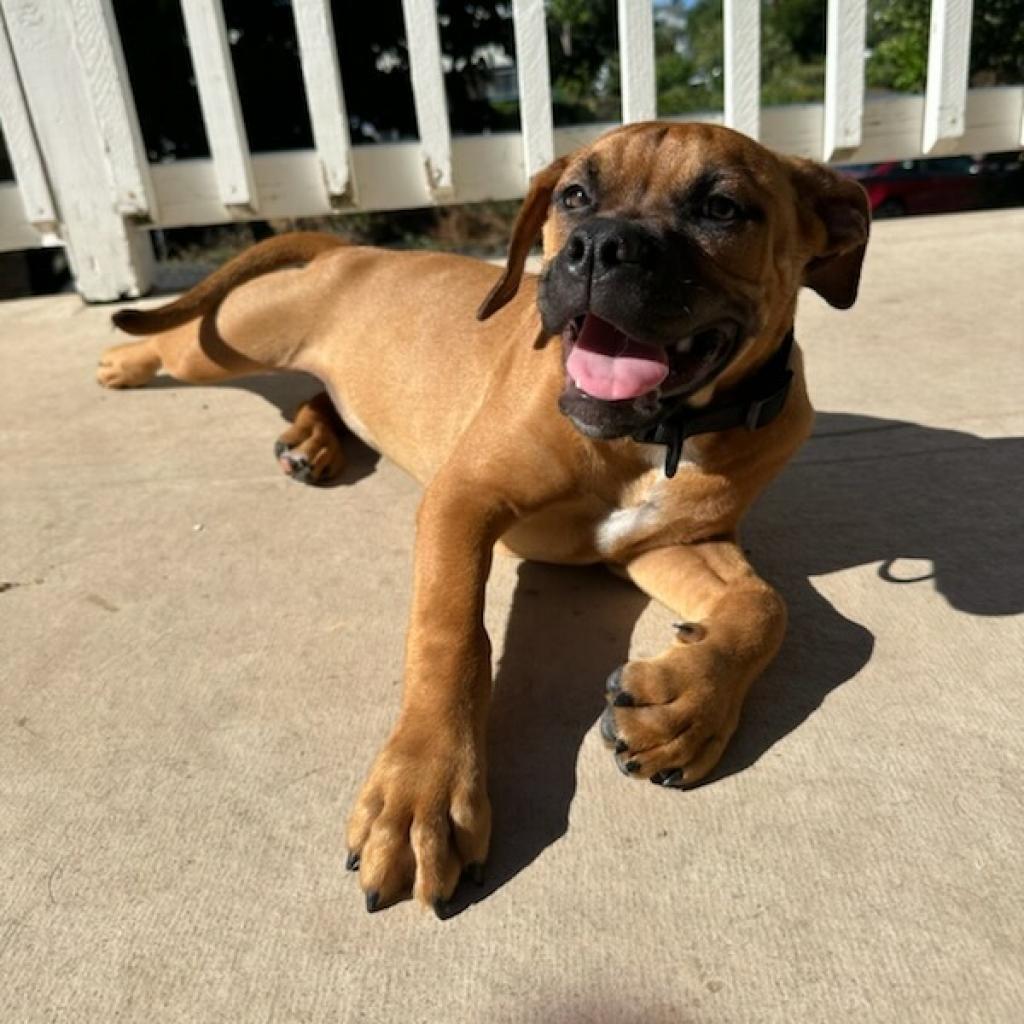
top-left (964, 0), bottom-right (1024, 84)
top-left (866, 0), bottom-right (931, 92)
top-left (868, 0), bottom-right (1024, 93)
top-left (657, 0), bottom-right (825, 116)
top-left (547, 0), bottom-right (620, 121)
top-left (769, 0), bottom-right (826, 63)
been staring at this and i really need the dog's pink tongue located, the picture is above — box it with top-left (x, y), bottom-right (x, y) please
top-left (567, 314), bottom-right (668, 401)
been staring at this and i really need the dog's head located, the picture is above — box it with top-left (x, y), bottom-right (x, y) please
top-left (478, 122), bottom-right (870, 439)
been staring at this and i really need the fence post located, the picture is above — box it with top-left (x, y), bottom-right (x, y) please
top-left (0, 10), bottom-right (56, 234)
top-left (618, 0), bottom-right (657, 124)
top-left (511, 0), bottom-right (554, 176)
top-left (1, 0), bottom-right (153, 301)
top-left (723, 0), bottom-right (760, 140)
top-left (179, 0), bottom-right (257, 212)
top-left (823, 0), bottom-right (867, 161)
top-left (400, 0), bottom-right (454, 198)
top-left (292, 0), bottom-right (354, 206)
top-left (922, 0), bottom-right (974, 154)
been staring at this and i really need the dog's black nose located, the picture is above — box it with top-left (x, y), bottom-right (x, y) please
top-left (565, 219), bottom-right (654, 280)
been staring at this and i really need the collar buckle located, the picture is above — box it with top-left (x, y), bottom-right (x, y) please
top-left (744, 369), bottom-right (793, 431)
top-left (744, 395), bottom-right (769, 431)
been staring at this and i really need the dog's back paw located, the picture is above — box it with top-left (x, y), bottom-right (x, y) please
top-left (274, 408), bottom-right (346, 485)
top-left (97, 341), bottom-right (161, 389)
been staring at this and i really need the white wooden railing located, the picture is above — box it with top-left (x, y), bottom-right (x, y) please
top-left (0, 0), bottom-right (1020, 301)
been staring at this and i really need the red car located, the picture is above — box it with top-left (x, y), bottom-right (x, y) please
top-left (841, 156), bottom-right (984, 217)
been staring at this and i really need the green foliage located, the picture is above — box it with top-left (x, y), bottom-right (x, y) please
top-left (655, 0), bottom-right (825, 116)
top-left (769, 0), bottom-right (827, 63)
top-left (761, 7), bottom-right (824, 106)
top-left (866, 0), bottom-right (930, 92)
top-left (546, 0), bottom-right (621, 121)
top-left (657, 0), bottom-right (724, 115)
top-left (867, 0), bottom-right (1024, 94)
top-left (112, 0), bottom-right (1024, 161)
top-left (971, 0), bottom-right (1024, 83)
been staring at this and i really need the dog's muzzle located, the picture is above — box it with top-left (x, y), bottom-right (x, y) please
top-left (538, 218), bottom-right (748, 439)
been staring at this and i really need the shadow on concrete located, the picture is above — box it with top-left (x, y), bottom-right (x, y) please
top-left (451, 412), bottom-right (1024, 912)
top-left (450, 561), bottom-right (649, 912)
top-left (145, 371), bottom-right (381, 485)
top-left (719, 412), bottom-right (1023, 780)
top-left (125, 373), bottom-right (1024, 908)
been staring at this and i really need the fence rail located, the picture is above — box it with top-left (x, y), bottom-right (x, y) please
top-left (0, 0), bottom-right (1020, 300)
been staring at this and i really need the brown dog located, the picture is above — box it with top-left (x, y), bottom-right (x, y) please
top-left (98, 122), bottom-right (869, 915)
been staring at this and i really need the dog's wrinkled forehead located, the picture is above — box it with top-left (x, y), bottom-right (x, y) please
top-left (565, 122), bottom-right (781, 217)
top-left (477, 120), bottom-right (868, 322)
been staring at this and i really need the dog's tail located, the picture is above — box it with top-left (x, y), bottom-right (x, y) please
top-left (111, 231), bottom-right (346, 336)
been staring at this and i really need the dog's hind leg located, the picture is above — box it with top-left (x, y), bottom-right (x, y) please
top-left (98, 236), bottom-right (351, 483)
top-left (96, 336), bottom-right (165, 389)
top-left (274, 390), bottom-right (347, 484)
top-left (98, 320), bottom-right (345, 482)
top-left (98, 322), bottom-right (347, 484)
top-left (98, 231), bottom-right (344, 390)
top-left (96, 319), bottom-right (264, 390)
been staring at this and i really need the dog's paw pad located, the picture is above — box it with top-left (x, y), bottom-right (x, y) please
top-left (273, 433), bottom-right (343, 485)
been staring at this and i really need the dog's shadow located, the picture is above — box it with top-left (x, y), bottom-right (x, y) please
top-left (144, 371), bottom-right (382, 484)
top-left (451, 411), bottom-right (1024, 911)
top-left (143, 372), bottom-right (1023, 908)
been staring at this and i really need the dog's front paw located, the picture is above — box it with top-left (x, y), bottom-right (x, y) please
top-left (345, 729), bottom-right (490, 915)
top-left (600, 646), bottom-right (744, 787)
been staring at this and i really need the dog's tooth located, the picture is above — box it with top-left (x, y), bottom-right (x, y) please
top-left (675, 336), bottom-right (694, 354)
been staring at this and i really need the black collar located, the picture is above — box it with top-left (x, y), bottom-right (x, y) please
top-left (632, 328), bottom-right (795, 478)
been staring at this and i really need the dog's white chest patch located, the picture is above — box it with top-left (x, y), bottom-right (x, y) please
top-left (594, 444), bottom-right (696, 555)
top-left (595, 502), bottom-right (657, 554)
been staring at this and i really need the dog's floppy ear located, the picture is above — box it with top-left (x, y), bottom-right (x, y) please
top-left (789, 158), bottom-right (871, 310)
top-left (477, 156), bottom-right (569, 321)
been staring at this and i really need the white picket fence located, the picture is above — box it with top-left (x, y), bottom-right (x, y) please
top-left (0, 0), bottom-right (1020, 301)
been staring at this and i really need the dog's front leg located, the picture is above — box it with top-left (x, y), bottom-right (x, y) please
top-left (603, 540), bottom-right (787, 786)
top-left (346, 476), bottom-right (513, 914)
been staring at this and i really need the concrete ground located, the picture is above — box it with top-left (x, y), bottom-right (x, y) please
top-left (1, 210), bottom-right (1022, 1023)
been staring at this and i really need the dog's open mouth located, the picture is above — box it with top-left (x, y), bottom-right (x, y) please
top-left (563, 313), bottom-right (739, 403)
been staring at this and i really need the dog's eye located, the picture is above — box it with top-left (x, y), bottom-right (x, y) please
top-left (702, 195), bottom-right (741, 222)
top-left (561, 185), bottom-right (591, 210)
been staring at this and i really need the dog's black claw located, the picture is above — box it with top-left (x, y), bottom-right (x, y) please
top-left (614, 739), bottom-right (628, 755)
top-left (624, 759), bottom-right (640, 774)
top-left (605, 666), bottom-right (624, 696)
top-left (365, 890), bottom-right (381, 913)
top-left (345, 850), bottom-right (360, 872)
top-left (650, 771), bottom-right (665, 785)
top-left (466, 862), bottom-right (485, 886)
top-left (616, 757), bottom-right (635, 777)
top-left (659, 769), bottom-right (684, 788)
top-left (613, 690), bottom-right (635, 708)
top-left (273, 440), bottom-right (288, 458)
top-left (599, 706), bottom-right (618, 746)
